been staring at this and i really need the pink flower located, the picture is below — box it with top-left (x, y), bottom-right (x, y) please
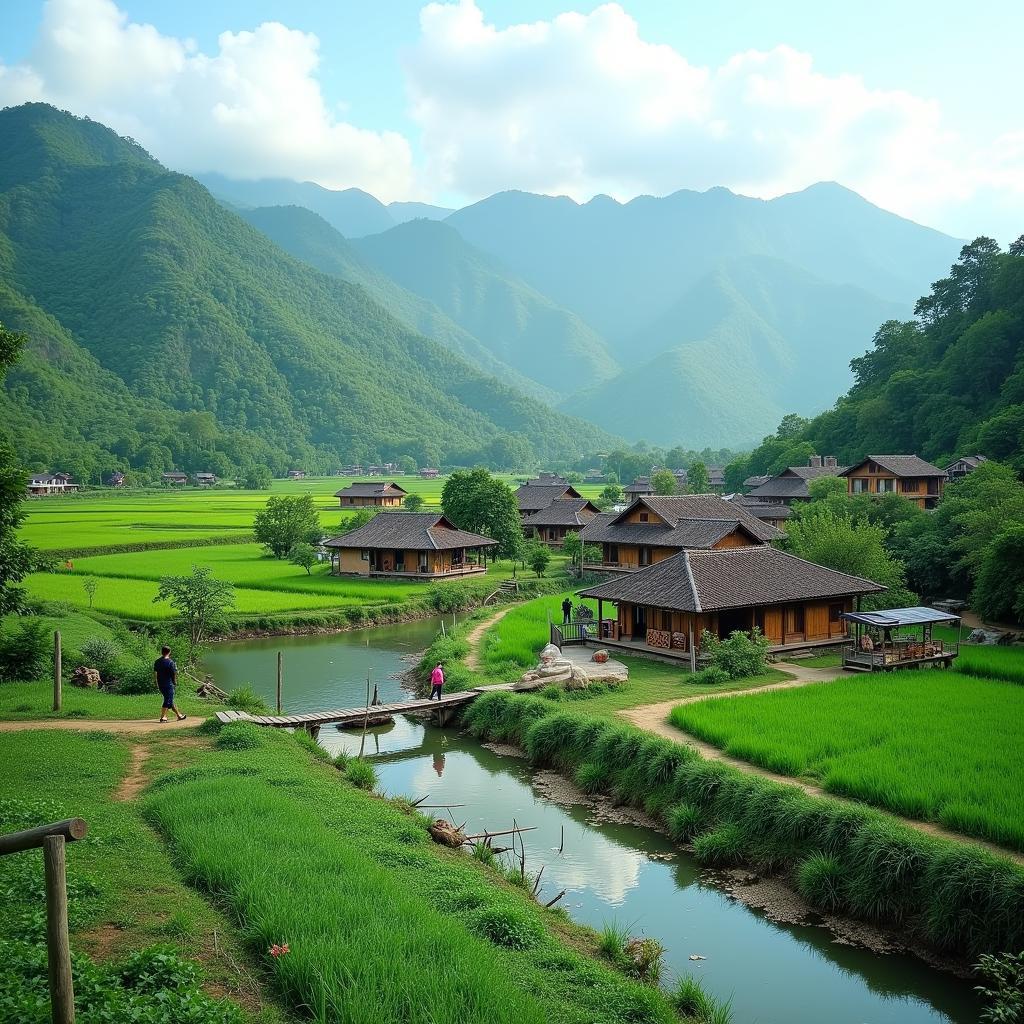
top-left (269, 943), bottom-right (291, 958)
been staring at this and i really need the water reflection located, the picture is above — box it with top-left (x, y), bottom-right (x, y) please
top-left (347, 719), bottom-right (979, 1024)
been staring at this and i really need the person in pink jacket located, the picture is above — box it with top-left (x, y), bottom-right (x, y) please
top-left (430, 662), bottom-right (444, 701)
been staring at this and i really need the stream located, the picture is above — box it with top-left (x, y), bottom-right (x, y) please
top-left (204, 624), bottom-right (982, 1024)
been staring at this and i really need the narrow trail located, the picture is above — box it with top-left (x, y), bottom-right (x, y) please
top-left (0, 716), bottom-right (205, 733)
top-left (115, 743), bottom-right (151, 801)
top-left (620, 661), bottom-right (1024, 867)
top-left (464, 605), bottom-right (514, 671)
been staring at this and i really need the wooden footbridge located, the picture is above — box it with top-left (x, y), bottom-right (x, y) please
top-left (216, 687), bottom-right (508, 735)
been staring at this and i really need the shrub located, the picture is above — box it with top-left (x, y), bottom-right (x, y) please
top-left (689, 823), bottom-right (746, 866)
top-left (111, 657), bottom-right (155, 695)
top-left (795, 852), bottom-right (846, 912)
top-left (699, 629), bottom-right (770, 679)
top-left (78, 636), bottom-right (121, 677)
top-left (975, 950), bottom-right (1024, 1024)
top-left (471, 905), bottom-right (543, 950)
top-left (666, 802), bottom-right (703, 843)
top-left (345, 758), bottom-right (378, 790)
top-left (428, 583), bottom-right (474, 613)
top-left (0, 618), bottom-right (51, 682)
top-left (226, 685), bottom-right (269, 714)
top-left (672, 975), bottom-right (734, 1024)
top-left (540, 684), bottom-right (563, 701)
top-left (215, 721), bottom-right (265, 750)
top-left (688, 666), bottom-right (731, 686)
top-left (333, 751), bottom-right (351, 771)
top-left (574, 762), bottom-right (609, 794)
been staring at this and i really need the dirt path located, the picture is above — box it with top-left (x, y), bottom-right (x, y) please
top-left (0, 716), bottom-right (206, 733)
top-left (115, 743), bottom-right (151, 801)
top-left (464, 605), bottom-right (514, 671)
top-left (620, 662), bottom-right (1024, 866)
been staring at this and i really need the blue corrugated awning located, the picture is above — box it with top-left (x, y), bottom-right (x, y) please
top-left (841, 606), bottom-right (960, 627)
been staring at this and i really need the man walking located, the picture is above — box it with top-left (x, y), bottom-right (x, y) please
top-left (430, 662), bottom-right (444, 701)
top-left (154, 645), bottom-right (187, 723)
top-left (561, 597), bottom-right (573, 624)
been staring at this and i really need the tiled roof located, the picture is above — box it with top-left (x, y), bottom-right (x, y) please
top-left (522, 498), bottom-right (601, 528)
top-left (748, 476), bottom-right (814, 500)
top-left (324, 513), bottom-right (497, 551)
top-left (735, 500), bottom-right (794, 521)
top-left (580, 546), bottom-right (884, 612)
top-left (514, 483), bottom-right (581, 510)
top-left (624, 477), bottom-right (653, 493)
top-left (743, 475), bottom-right (771, 488)
top-left (707, 466), bottom-right (725, 485)
top-left (628, 496), bottom-right (783, 542)
top-left (334, 481), bottom-right (408, 498)
top-left (840, 455), bottom-right (946, 478)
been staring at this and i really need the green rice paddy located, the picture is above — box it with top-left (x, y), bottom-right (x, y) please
top-left (668, 670), bottom-right (1024, 851)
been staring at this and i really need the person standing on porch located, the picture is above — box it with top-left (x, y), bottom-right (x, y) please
top-left (430, 662), bottom-right (444, 701)
top-left (562, 597), bottom-right (573, 624)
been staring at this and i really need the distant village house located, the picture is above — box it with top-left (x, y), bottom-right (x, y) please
top-left (747, 456), bottom-right (844, 505)
top-left (107, 471), bottom-right (126, 488)
top-left (840, 455), bottom-right (945, 510)
top-left (944, 455), bottom-right (987, 484)
top-left (26, 472), bottom-right (79, 497)
top-left (287, 469), bottom-right (306, 480)
top-left (522, 497), bottom-right (601, 547)
top-left (194, 472), bottom-right (218, 487)
top-left (161, 472), bottom-right (189, 486)
top-left (514, 479), bottom-right (582, 520)
top-left (335, 481), bottom-right (408, 508)
top-left (419, 467), bottom-right (441, 479)
top-left (323, 512), bottom-right (496, 578)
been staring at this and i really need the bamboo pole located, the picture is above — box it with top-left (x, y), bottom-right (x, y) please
top-left (43, 835), bottom-right (75, 1024)
top-left (462, 826), bottom-right (537, 841)
top-left (53, 631), bottom-right (62, 713)
top-left (276, 651), bottom-right (283, 714)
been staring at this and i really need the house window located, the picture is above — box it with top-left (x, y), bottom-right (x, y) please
top-left (785, 606), bottom-right (805, 634)
top-left (877, 478), bottom-right (896, 493)
top-left (829, 603), bottom-right (843, 624)
top-left (606, 544), bottom-right (618, 564)
top-left (639, 546), bottom-right (652, 567)
top-left (851, 478), bottom-right (868, 494)
top-left (639, 512), bottom-right (649, 523)
top-left (360, 550), bottom-right (369, 561)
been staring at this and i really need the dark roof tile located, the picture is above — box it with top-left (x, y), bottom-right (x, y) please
top-left (324, 512), bottom-right (496, 551)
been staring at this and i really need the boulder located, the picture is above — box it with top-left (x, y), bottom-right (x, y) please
top-left (70, 666), bottom-right (101, 688)
top-left (539, 643), bottom-right (561, 662)
top-left (591, 649), bottom-right (609, 664)
top-left (567, 664), bottom-right (589, 689)
top-left (428, 819), bottom-right (466, 848)
top-left (538, 662), bottom-right (570, 677)
top-left (967, 628), bottom-right (1003, 645)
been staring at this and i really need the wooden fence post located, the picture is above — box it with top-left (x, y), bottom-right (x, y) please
top-left (53, 631), bottom-right (62, 712)
top-left (43, 835), bottom-right (75, 1024)
top-left (276, 651), bottom-right (283, 714)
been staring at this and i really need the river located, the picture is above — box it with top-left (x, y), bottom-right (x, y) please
top-left (204, 624), bottom-right (981, 1024)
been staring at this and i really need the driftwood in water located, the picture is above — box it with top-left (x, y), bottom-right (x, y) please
top-left (429, 819), bottom-right (467, 848)
top-left (462, 826), bottom-right (537, 842)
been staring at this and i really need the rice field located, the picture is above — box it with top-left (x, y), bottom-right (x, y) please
top-left (954, 643), bottom-right (1024, 685)
top-left (668, 670), bottom-right (1024, 850)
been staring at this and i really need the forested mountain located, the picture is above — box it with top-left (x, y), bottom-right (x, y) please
top-left (388, 201), bottom-right (453, 224)
top-left (238, 205), bottom-right (559, 403)
top-left (0, 104), bottom-right (618, 480)
top-left (353, 220), bottom-right (619, 395)
top-left (729, 238), bottom-right (1024, 479)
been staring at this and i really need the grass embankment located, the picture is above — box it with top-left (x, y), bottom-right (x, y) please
top-left (668, 670), bottom-right (1024, 851)
top-left (0, 680), bottom-right (225, 720)
top-left (463, 691), bottom-right (1024, 960)
top-left (0, 729), bottom-right (280, 1021)
top-left (145, 722), bottom-right (682, 1024)
top-left (954, 644), bottom-right (1024, 685)
top-left (418, 590), bottom-right (790, 708)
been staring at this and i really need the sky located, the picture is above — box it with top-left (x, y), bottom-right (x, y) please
top-left (0, 0), bottom-right (1020, 241)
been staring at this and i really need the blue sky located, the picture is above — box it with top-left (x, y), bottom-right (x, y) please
top-left (1, 0), bottom-right (1020, 239)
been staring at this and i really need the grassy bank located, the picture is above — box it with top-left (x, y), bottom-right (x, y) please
top-left (463, 691), bottom-right (1024, 960)
top-left (954, 643), bottom-right (1024, 685)
top-left (0, 729), bottom-right (281, 1021)
top-left (668, 670), bottom-right (1024, 850)
top-left (145, 722), bottom-right (682, 1024)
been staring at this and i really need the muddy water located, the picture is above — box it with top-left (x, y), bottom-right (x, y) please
top-left (209, 630), bottom-right (981, 1024)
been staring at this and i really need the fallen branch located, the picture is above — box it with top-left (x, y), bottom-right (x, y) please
top-left (544, 890), bottom-right (566, 908)
top-left (463, 826), bottom-right (537, 841)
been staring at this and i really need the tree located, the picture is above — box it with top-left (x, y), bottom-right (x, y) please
top-left (288, 542), bottom-right (319, 576)
top-left (441, 469), bottom-right (522, 559)
top-left (785, 505), bottom-right (915, 610)
top-left (397, 455), bottom-right (417, 474)
top-left (651, 470), bottom-right (677, 496)
top-left (82, 576), bottom-right (98, 608)
top-left (254, 495), bottom-right (322, 558)
top-left (599, 483), bottom-right (624, 508)
top-left (154, 566), bottom-right (235, 646)
top-left (972, 526), bottom-right (1024, 624)
top-left (242, 464), bottom-right (273, 490)
top-left (339, 507), bottom-right (378, 533)
top-left (0, 323), bottom-right (34, 615)
top-left (687, 461), bottom-right (710, 494)
top-left (405, 493), bottom-right (425, 513)
top-left (528, 544), bottom-right (551, 577)
top-left (806, 476), bottom-right (848, 502)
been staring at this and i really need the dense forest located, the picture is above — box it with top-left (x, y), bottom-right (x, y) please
top-left (0, 104), bottom-right (619, 483)
top-left (727, 236), bottom-right (1024, 486)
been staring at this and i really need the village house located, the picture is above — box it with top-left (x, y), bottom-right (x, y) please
top-left (287, 469), bottom-right (306, 480)
top-left (623, 476), bottom-right (654, 499)
top-left (707, 466), bottom-right (726, 492)
top-left (742, 474), bottom-right (771, 490)
top-left (514, 479), bottom-right (582, 519)
top-left (944, 454), bottom-right (987, 484)
top-left (840, 455), bottom-right (946, 510)
top-left (580, 495), bottom-right (782, 572)
top-left (106, 471), bottom-right (125, 487)
top-left (335, 481), bottom-right (408, 508)
top-left (365, 462), bottom-right (399, 476)
top-left (578, 545), bottom-right (884, 660)
top-left (337, 465), bottom-right (364, 476)
top-left (522, 497), bottom-right (601, 546)
top-left (747, 456), bottom-right (845, 505)
top-left (731, 498), bottom-right (793, 532)
top-left (419, 467), bottom-right (441, 479)
top-left (161, 472), bottom-right (189, 486)
top-left (323, 512), bottom-right (497, 578)
top-left (26, 472), bottom-right (79, 497)
top-left (194, 472), bottom-right (218, 487)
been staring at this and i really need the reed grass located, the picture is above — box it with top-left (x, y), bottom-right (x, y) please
top-left (668, 669), bottom-right (1024, 850)
top-left (462, 692), bottom-right (1024, 958)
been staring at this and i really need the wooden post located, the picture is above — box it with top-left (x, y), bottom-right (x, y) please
top-left (689, 628), bottom-right (696, 673)
top-left (43, 835), bottom-right (75, 1024)
top-left (276, 651), bottom-right (283, 714)
top-left (53, 631), bottom-right (62, 713)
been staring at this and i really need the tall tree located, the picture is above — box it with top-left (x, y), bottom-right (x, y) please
top-left (0, 323), bottom-right (33, 615)
top-left (972, 526), bottom-right (1024, 625)
top-left (254, 495), bottom-right (322, 558)
top-left (441, 468), bottom-right (522, 559)
top-left (687, 461), bottom-right (710, 494)
top-left (154, 566), bottom-right (235, 646)
top-left (651, 470), bottom-right (677, 496)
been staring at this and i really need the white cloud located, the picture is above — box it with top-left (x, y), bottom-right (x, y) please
top-left (406, 1), bottom-right (1022, 235)
top-left (0, 0), bottom-right (416, 201)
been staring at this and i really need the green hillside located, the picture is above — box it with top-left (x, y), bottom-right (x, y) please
top-left (737, 237), bottom-right (1024, 470)
top-left (238, 204), bottom-right (558, 403)
top-left (354, 219), bottom-right (620, 395)
top-left (0, 104), bottom-right (617, 478)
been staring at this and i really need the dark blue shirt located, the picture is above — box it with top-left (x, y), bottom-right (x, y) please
top-left (154, 657), bottom-right (177, 687)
